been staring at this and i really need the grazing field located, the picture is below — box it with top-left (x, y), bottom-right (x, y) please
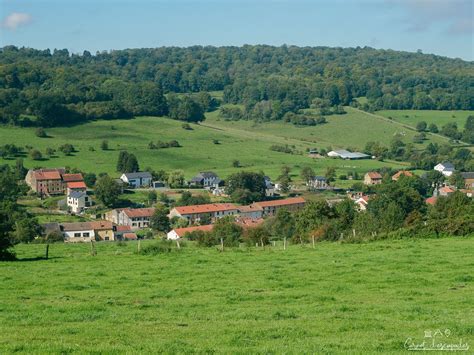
top-left (1, 238), bottom-right (473, 353)
top-left (0, 109), bottom-right (411, 182)
top-left (205, 107), bottom-right (449, 150)
top-left (377, 110), bottom-right (474, 131)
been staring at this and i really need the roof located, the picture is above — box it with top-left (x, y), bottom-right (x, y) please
top-left (253, 197), bottom-right (305, 208)
top-left (461, 172), bottom-right (474, 179)
top-left (329, 150), bottom-right (370, 159)
top-left (356, 195), bottom-right (370, 204)
top-left (123, 233), bottom-right (138, 240)
top-left (68, 190), bottom-right (87, 199)
top-left (61, 222), bottom-right (93, 232)
top-left (62, 173), bottom-right (84, 182)
top-left (172, 224), bottom-right (214, 237)
top-left (122, 208), bottom-right (155, 218)
top-left (392, 170), bottom-right (413, 180)
top-left (437, 162), bottom-right (455, 170)
top-left (312, 175), bottom-right (327, 181)
top-left (196, 171), bottom-right (218, 179)
top-left (89, 220), bottom-right (114, 230)
top-left (116, 225), bottom-right (132, 232)
top-left (366, 172), bottom-right (382, 179)
top-left (122, 172), bottom-right (152, 179)
top-left (426, 196), bottom-right (437, 205)
top-left (173, 203), bottom-right (238, 215)
top-left (238, 205), bottom-right (263, 213)
top-left (67, 181), bottom-right (87, 189)
top-left (439, 186), bottom-right (455, 194)
top-left (236, 217), bottom-right (265, 228)
top-left (41, 222), bottom-right (61, 234)
top-left (33, 169), bottom-right (63, 181)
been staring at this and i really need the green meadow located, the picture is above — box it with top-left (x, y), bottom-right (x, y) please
top-left (0, 108), bottom-right (413, 182)
top-left (377, 110), bottom-right (473, 131)
top-left (1, 238), bottom-right (473, 353)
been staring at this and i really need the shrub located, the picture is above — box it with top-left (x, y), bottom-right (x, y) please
top-left (29, 149), bottom-right (43, 160)
top-left (35, 127), bottom-right (47, 138)
top-left (139, 240), bottom-right (180, 255)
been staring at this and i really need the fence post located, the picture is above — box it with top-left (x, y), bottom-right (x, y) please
top-left (220, 238), bottom-right (224, 252)
top-left (137, 240), bottom-right (141, 253)
top-left (283, 237), bottom-right (287, 250)
top-left (312, 235), bottom-right (315, 249)
top-left (45, 244), bottom-right (49, 260)
top-left (176, 239), bottom-right (181, 249)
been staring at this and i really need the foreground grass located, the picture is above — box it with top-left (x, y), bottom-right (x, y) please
top-left (1, 238), bottom-right (473, 353)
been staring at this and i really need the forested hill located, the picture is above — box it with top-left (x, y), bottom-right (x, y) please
top-left (1, 45), bottom-right (473, 127)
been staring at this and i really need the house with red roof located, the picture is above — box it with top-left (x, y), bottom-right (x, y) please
top-left (169, 203), bottom-right (238, 224)
top-left (252, 197), bottom-right (305, 216)
top-left (25, 168), bottom-right (66, 195)
top-left (392, 170), bottom-right (413, 181)
top-left (364, 172), bottom-right (383, 185)
top-left (167, 224), bottom-right (214, 240)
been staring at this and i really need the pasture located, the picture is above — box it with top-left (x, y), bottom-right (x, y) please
top-left (1, 237), bottom-right (472, 353)
top-left (377, 110), bottom-right (473, 131)
top-left (0, 109), bottom-right (411, 183)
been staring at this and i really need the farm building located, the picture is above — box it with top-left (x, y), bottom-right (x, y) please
top-left (237, 205), bottom-right (264, 219)
top-left (364, 172), bottom-right (383, 185)
top-left (327, 149), bottom-right (370, 160)
top-left (119, 208), bottom-right (155, 230)
top-left (120, 172), bottom-right (152, 188)
top-left (252, 197), bottom-right (305, 217)
top-left (60, 222), bottom-right (95, 243)
top-left (169, 203), bottom-right (239, 224)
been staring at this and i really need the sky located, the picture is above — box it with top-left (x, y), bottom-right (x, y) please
top-left (1, 0), bottom-right (473, 60)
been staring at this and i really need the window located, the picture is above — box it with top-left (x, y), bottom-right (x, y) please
top-left (74, 233), bottom-right (81, 237)
top-left (83, 232), bottom-right (90, 237)
top-left (105, 237), bottom-right (109, 241)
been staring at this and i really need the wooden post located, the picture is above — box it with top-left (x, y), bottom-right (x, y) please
top-left (90, 241), bottom-right (96, 256)
top-left (312, 235), bottom-right (315, 249)
top-left (137, 240), bottom-right (141, 253)
top-left (45, 244), bottom-right (49, 260)
top-left (352, 229), bottom-right (356, 237)
top-left (273, 241), bottom-right (276, 247)
top-left (220, 238), bottom-right (224, 252)
top-left (283, 237), bottom-right (287, 250)
top-left (176, 239), bottom-right (180, 249)
top-left (255, 242), bottom-right (258, 248)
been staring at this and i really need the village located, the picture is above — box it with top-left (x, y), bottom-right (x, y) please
top-left (24, 155), bottom-right (474, 244)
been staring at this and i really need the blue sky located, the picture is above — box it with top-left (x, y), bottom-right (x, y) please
top-left (1, 0), bottom-right (473, 60)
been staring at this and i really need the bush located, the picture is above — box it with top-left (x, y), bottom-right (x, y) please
top-left (29, 149), bottom-right (43, 160)
top-left (139, 240), bottom-right (180, 255)
top-left (101, 140), bottom-right (109, 150)
top-left (182, 123), bottom-right (192, 130)
top-left (35, 127), bottom-right (47, 138)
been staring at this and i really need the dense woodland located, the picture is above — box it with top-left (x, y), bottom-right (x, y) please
top-left (1, 45), bottom-right (473, 127)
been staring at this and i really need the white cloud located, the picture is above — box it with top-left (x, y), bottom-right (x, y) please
top-left (2, 12), bottom-right (32, 30)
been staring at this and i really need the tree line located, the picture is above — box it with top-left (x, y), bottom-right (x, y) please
top-left (1, 45), bottom-right (472, 127)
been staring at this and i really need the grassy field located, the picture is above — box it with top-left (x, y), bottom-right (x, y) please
top-left (0, 109), bottom-right (412, 183)
top-left (377, 110), bottom-right (473, 130)
top-left (205, 107), bottom-right (452, 149)
top-left (1, 238), bottom-right (473, 353)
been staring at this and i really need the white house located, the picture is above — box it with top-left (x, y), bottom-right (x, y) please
top-left (355, 196), bottom-right (370, 211)
top-left (61, 222), bottom-right (95, 243)
top-left (119, 208), bottom-right (155, 230)
top-left (264, 176), bottom-right (276, 197)
top-left (120, 172), bottom-right (153, 188)
top-left (307, 176), bottom-right (328, 189)
top-left (434, 162), bottom-right (455, 177)
top-left (67, 191), bottom-right (90, 214)
top-left (167, 225), bottom-right (214, 240)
